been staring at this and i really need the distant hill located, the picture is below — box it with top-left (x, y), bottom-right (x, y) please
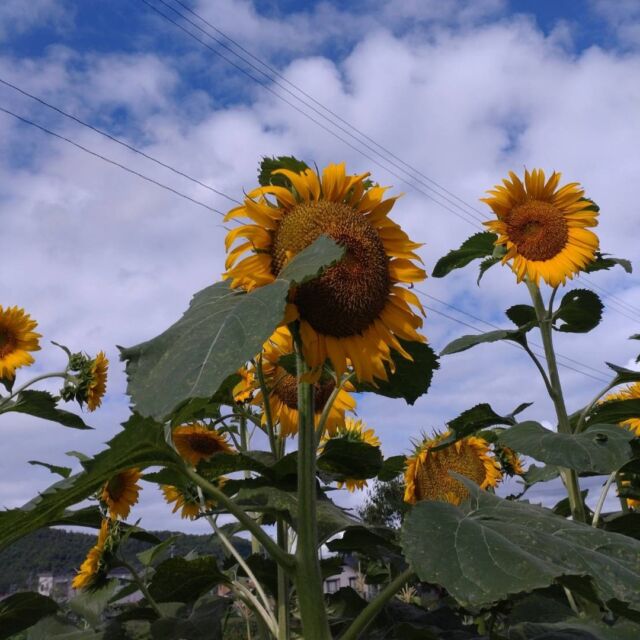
top-left (0, 527), bottom-right (250, 594)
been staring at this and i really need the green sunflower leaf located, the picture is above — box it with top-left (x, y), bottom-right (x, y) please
top-left (0, 414), bottom-right (177, 552)
top-left (506, 619), bottom-right (640, 640)
top-left (477, 255), bottom-right (501, 285)
top-left (148, 556), bottom-right (226, 603)
top-left (28, 459), bottom-right (72, 478)
top-left (585, 398), bottom-right (640, 427)
top-left (606, 363), bottom-right (640, 386)
top-left (120, 235), bottom-right (344, 420)
top-left (432, 231), bottom-right (497, 278)
top-left (584, 252), bottom-right (632, 274)
top-left (353, 340), bottom-right (439, 405)
top-left (0, 592), bottom-right (59, 640)
top-left (497, 421), bottom-right (636, 474)
top-left (318, 439), bottom-right (383, 480)
top-left (258, 155), bottom-right (310, 187)
top-left (440, 328), bottom-right (527, 356)
top-left (401, 477), bottom-right (640, 613)
top-left (2, 390), bottom-right (91, 429)
top-left (506, 304), bottom-right (537, 328)
top-left (377, 455), bottom-right (406, 481)
top-left (553, 289), bottom-right (604, 333)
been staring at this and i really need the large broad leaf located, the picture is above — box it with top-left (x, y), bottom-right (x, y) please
top-left (585, 398), bottom-right (640, 427)
top-left (0, 415), bottom-right (177, 551)
top-left (433, 402), bottom-right (529, 449)
top-left (353, 340), bottom-right (439, 405)
top-left (584, 252), bottom-right (632, 274)
top-left (121, 235), bottom-right (344, 419)
top-left (401, 477), bottom-right (640, 613)
top-left (553, 289), bottom-right (603, 333)
top-left (148, 556), bottom-right (225, 603)
top-left (432, 232), bottom-right (497, 278)
top-left (441, 328), bottom-right (527, 356)
top-left (318, 439), bottom-right (383, 480)
top-left (606, 363), bottom-right (640, 386)
top-left (0, 592), bottom-right (58, 640)
top-left (68, 580), bottom-right (119, 628)
top-left (2, 390), bottom-right (91, 429)
top-left (498, 421), bottom-right (636, 474)
top-left (377, 455), bottom-right (406, 481)
top-left (507, 619), bottom-right (640, 640)
top-left (506, 305), bottom-right (537, 328)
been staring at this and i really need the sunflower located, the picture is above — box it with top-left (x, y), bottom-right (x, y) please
top-left (100, 468), bottom-right (142, 519)
top-left (494, 445), bottom-right (525, 477)
top-left (86, 351), bottom-right (109, 411)
top-left (72, 518), bottom-right (112, 590)
top-left (233, 366), bottom-right (255, 403)
top-left (404, 432), bottom-right (502, 505)
top-left (172, 423), bottom-right (233, 466)
top-left (162, 479), bottom-right (224, 519)
top-left (603, 382), bottom-right (640, 436)
top-left (481, 169), bottom-right (599, 287)
top-left (0, 306), bottom-right (41, 380)
top-left (321, 417), bottom-right (381, 492)
top-left (254, 327), bottom-right (356, 437)
top-left (223, 162), bottom-right (426, 382)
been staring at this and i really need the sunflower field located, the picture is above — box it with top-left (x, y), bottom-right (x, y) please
top-left (2, 157), bottom-right (640, 640)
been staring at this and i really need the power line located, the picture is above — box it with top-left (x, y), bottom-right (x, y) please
top-left (0, 76), bottom-right (240, 208)
top-left (0, 105), bottom-right (228, 218)
top-left (417, 289), bottom-right (610, 381)
top-left (422, 302), bottom-right (610, 384)
top-left (144, 0), bottom-right (640, 320)
top-left (135, 0), bottom-right (483, 229)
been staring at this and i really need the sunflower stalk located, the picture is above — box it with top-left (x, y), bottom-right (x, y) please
top-left (276, 517), bottom-right (290, 640)
top-left (527, 280), bottom-right (586, 523)
top-left (592, 472), bottom-right (617, 528)
top-left (291, 322), bottom-right (332, 640)
top-left (0, 371), bottom-right (68, 408)
top-left (239, 413), bottom-right (262, 555)
top-left (314, 371), bottom-right (355, 448)
top-left (119, 558), bottom-right (163, 619)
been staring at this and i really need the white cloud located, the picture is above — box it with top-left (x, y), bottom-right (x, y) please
top-left (1, 2), bottom-right (639, 532)
top-left (0, 0), bottom-right (70, 39)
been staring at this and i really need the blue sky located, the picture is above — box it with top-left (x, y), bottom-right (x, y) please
top-left (1, 0), bottom-right (640, 531)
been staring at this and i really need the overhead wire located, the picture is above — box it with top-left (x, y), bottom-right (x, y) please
top-left (140, 0), bottom-right (640, 321)
top-left (0, 105), bottom-right (229, 219)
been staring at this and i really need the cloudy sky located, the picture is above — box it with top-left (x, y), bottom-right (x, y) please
top-left (1, 0), bottom-right (640, 533)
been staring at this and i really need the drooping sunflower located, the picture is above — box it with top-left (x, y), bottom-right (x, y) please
top-left (172, 423), bottom-right (233, 466)
top-left (321, 417), bottom-right (381, 492)
top-left (87, 351), bottom-right (109, 411)
top-left (603, 382), bottom-right (640, 436)
top-left (162, 479), bottom-right (224, 519)
top-left (72, 518), bottom-right (114, 590)
top-left (224, 162), bottom-right (426, 382)
top-left (404, 432), bottom-right (502, 505)
top-left (481, 169), bottom-right (599, 287)
top-left (254, 327), bottom-right (356, 437)
top-left (0, 306), bottom-right (41, 380)
top-left (100, 468), bottom-right (142, 519)
top-left (494, 445), bottom-right (525, 477)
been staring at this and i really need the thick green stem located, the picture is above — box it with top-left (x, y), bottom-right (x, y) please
top-left (340, 569), bottom-right (414, 640)
top-left (257, 355), bottom-right (278, 455)
top-left (291, 325), bottom-right (332, 640)
top-left (592, 472), bottom-right (616, 528)
top-left (240, 414), bottom-right (262, 556)
top-left (527, 281), bottom-right (586, 523)
top-left (0, 371), bottom-right (67, 408)
top-left (184, 465), bottom-right (295, 571)
top-left (120, 559), bottom-right (163, 618)
top-left (276, 518), bottom-right (290, 640)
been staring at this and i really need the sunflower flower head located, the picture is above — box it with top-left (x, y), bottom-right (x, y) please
top-left (100, 468), bottom-right (142, 519)
top-left (172, 423), bottom-right (233, 466)
top-left (481, 169), bottom-right (599, 287)
top-left (253, 327), bottom-right (356, 437)
top-left (62, 350), bottom-right (109, 411)
top-left (321, 417), bottom-right (381, 492)
top-left (0, 306), bottom-right (41, 381)
top-left (162, 478), bottom-right (225, 520)
top-left (603, 382), bottom-right (640, 436)
top-left (223, 161), bottom-right (427, 383)
top-left (72, 518), bottom-right (118, 591)
top-left (404, 431), bottom-right (502, 506)
top-left (494, 445), bottom-right (525, 477)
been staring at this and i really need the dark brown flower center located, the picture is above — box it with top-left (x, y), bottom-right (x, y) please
top-left (186, 433), bottom-right (226, 455)
top-left (272, 365), bottom-right (336, 411)
top-left (0, 329), bottom-right (17, 358)
top-left (415, 444), bottom-right (487, 504)
top-left (271, 201), bottom-right (391, 337)
top-left (106, 474), bottom-right (127, 502)
top-left (507, 200), bottom-right (568, 261)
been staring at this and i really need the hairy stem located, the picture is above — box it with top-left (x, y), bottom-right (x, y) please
top-left (592, 472), bottom-right (617, 528)
top-left (291, 324), bottom-right (332, 640)
top-left (527, 281), bottom-right (586, 523)
top-left (240, 414), bottom-right (262, 555)
top-left (340, 568), bottom-right (414, 640)
top-left (184, 465), bottom-right (295, 571)
top-left (276, 517), bottom-right (290, 640)
top-left (0, 371), bottom-right (68, 408)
